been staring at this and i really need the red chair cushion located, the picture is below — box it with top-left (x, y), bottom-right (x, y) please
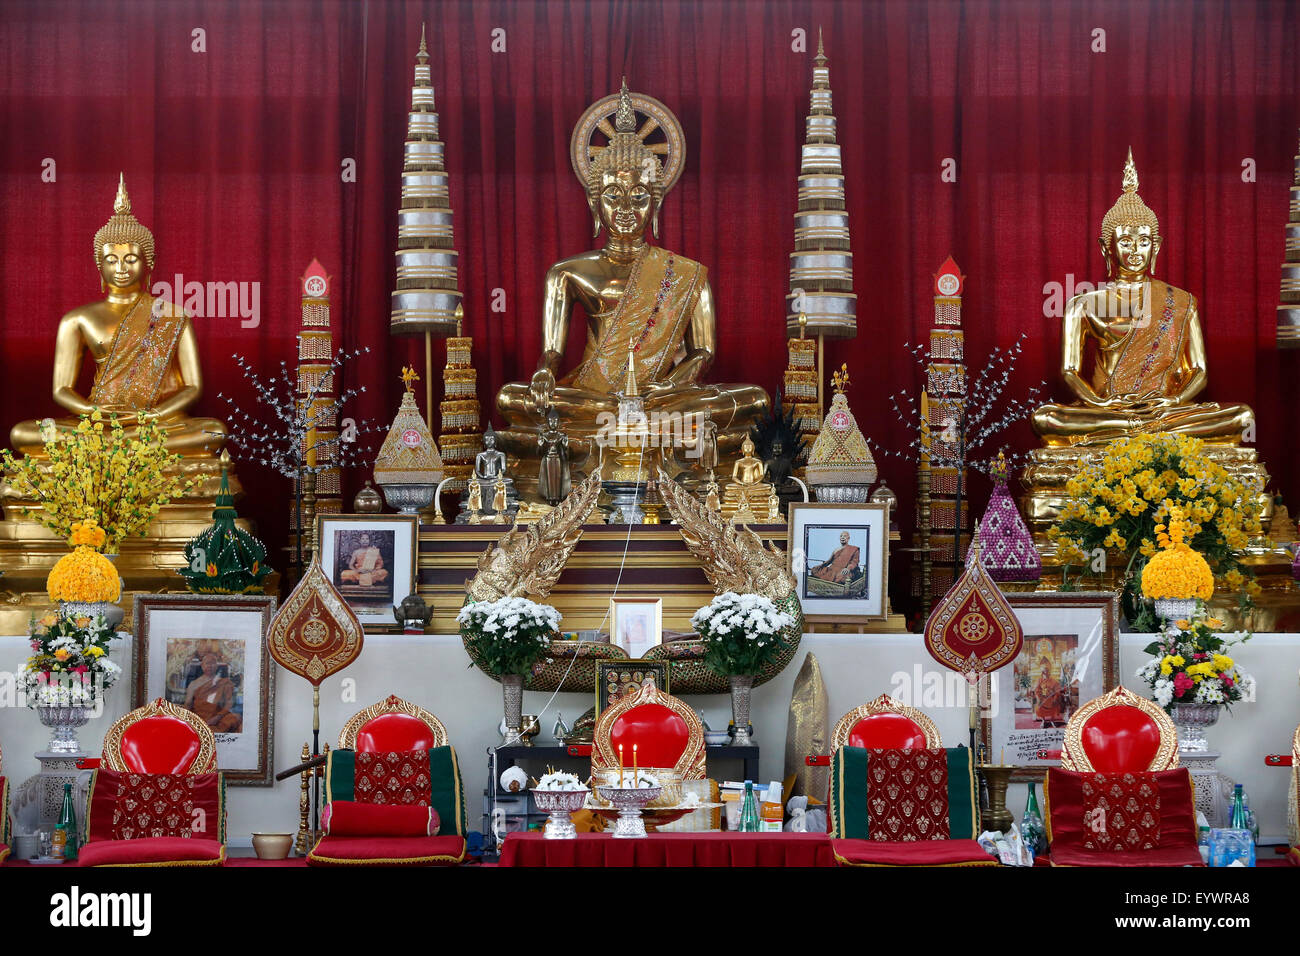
top-left (322, 800), bottom-right (439, 837)
top-left (306, 834), bottom-right (466, 866)
top-left (118, 715), bottom-right (204, 774)
top-left (355, 713), bottom-right (438, 753)
top-left (78, 837), bottom-right (224, 867)
top-left (1079, 706), bottom-right (1162, 772)
top-left (87, 770), bottom-right (224, 843)
top-left (847, 714), bottom-right (930, 750)
top-left (1045, 767), bottom-right (1202, 867)
top-left (833, 838), bottom-right (996, 866)
top-left (609, 703), bottom-right (690, 770)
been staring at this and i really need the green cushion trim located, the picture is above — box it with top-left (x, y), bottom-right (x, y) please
top-left (945, 747), bottom-right (977, 840)
top-left (428, 746), bottom-right (466, 838)
top-left (326, 750), bottom-right (357, 804)
top-left (830, 746), bottom-right (871, 840)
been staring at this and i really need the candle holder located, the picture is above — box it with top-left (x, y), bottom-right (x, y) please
top-left (531, 787), bottom-right (589, 840)
top-left (596, 785), bottom-right (662, 838)
top-left (979, 765), bottom-right (1014, 833)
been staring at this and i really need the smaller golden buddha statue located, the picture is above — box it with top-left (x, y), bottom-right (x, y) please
top-left (1023, 149), bottom-right (1267, 532)
top-left (8, 176), bottom-right (226, 459)
top-left (721, 435), bottom-right (775, 523)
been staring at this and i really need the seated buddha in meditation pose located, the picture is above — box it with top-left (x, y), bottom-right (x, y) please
top-left (496, 83), bottom-right (768, 492)
top-left (1023, 151), bottom-right (1263, 531)
top-left (8, 175), bottom-right (226, 457)
top-left (1031, 150), bottom-right (1252, 446)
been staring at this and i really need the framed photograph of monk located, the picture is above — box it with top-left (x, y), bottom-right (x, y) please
top-left (982, 592), bottom-right (1120, 782)
top-left (610, 598), bottom-right (663, 659)
top-left (132, 594), bottom-right (277, 786)
top-left (316, 514), bottom-right (418, 627)
top-left (787, 502), bottom-right (889, 621)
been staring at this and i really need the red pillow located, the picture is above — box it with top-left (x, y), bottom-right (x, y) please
top-left (87, 769), bottom-right (224, 843)
top-left (354, 750), bottom-right (433, 806)
top-left (322, 800), bottom-right (439, 837)
top-left (1046, 767), bottom-right (1196, 852)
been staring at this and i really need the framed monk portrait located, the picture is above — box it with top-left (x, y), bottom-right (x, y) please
top-left (787, 502), bottom-right (889, 621)
top-left (316, 514), bottom-right (417, 627)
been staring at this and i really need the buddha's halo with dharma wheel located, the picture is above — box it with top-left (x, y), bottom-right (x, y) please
top-left (267, 551), bottom-right (363, 686)
top-left (569, 82), bottom-right (686, 198)
top-left (923, 544), bottom-right (1023, 678)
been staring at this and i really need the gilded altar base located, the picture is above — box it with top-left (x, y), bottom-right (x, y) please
top-left (0, 459), bottom-right (279, 634)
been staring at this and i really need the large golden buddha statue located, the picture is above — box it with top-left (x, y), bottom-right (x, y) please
top-left (1023, 150), bottom-right (1266, 531)
top-left (9, 175), bottom-right (226, 457)
top-left (496, 83), bottom-right (768, 495)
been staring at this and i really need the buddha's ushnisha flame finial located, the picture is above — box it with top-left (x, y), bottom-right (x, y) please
top-left (1121, 146), bottom-right (1138, 195)
top-left (114, 172), bottom-right (131, 216)
top-left (615, 77), bottom-right (636, 134)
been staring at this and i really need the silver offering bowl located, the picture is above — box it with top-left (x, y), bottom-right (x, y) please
top-left (530, 787), bottom-right (589, 839)
top-left (595, 785), bottom-right (662, 839)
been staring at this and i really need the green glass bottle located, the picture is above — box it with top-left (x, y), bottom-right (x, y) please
top-left (1021, 782), bottom-right (1046, 855)
top-left (55, 782), bottom-right (78, 861)
top-left (739, 781), bottom-right (760, 833)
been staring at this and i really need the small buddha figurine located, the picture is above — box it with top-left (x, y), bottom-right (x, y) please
top-left (465, 477), bottom-right (483, 524)
top-left (9, 175), bottom-right (226, 457)
top-left (696, 408), bottom-right (719, 476)
top-left (721, 435), bottom-right (774, 523)
top-left (1030, 150), bottom-right (1253, 446)
top-left (537, 405), bottom-right (571, 506)
top-left (496, 82), bottom-right (768, 492)
top-left (471, 424), bottom-right (517, 521)
top-left (491, 478), bottom-right (508, 524)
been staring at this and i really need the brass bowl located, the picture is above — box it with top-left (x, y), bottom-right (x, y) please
top-left (251, 832), bottom-right (294, 860)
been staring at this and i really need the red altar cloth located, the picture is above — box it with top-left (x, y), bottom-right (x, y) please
top-left (498, 832), bottom-right (833, 867)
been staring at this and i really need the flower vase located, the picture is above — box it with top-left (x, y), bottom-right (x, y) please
top-left (729, 674), bottom-right (756, 747)
top-left (501, 673), bottom-right (525, 745)
top-left (36, 704), bottom-right (93, 754)
top-left (1169, 702), bottom-right (1220, 752)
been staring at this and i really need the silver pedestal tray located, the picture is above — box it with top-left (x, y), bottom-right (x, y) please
top-left (595, 785), bottom-right (662, 838)
top-left (531, 787), bottom-right (589, 839)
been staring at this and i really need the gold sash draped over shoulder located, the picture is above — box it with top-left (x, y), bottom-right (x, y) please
top-left (564, 246), bottom-right (704, 393)
top-left (89, 293), bottom-right (187, 411)
top-left (1094, 279), bottom-right (1192, 398)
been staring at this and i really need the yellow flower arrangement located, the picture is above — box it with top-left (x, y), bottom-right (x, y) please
top-left (1141, 505), bottom-right (1215, 600)
top-left (46, 545), bottom-right (122, 604)
top-left (1049, 433), bottom-right (1260, 613)
top-left (1, 411), bottom-right (192, 553)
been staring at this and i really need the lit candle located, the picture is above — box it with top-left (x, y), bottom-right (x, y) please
top-left (618, 744), bottom-right (625, 788)
top-left (633, 743), bottom-right (639, 781)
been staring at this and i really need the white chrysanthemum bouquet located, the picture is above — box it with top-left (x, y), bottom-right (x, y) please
top-left (691, 591), bottom-right (795, 676)
top-left (457, 596), bottom-right (561, 677)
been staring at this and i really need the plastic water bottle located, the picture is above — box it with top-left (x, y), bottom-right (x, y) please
top-left (1229, 784), bottom-right (1247, 830)
top-left (1241, 792), bottom-right (1260, 844)
top-left (739, 781), bottom-right (760, 833)
top-left (1021, 782), bottom-right (1046, 856)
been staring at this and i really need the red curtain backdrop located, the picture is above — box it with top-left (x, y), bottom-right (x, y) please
top-left (2, 0), bottom-right (1298, 601)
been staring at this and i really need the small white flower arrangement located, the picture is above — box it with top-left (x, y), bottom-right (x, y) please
top-left (534, 770), bottom-right (586, 792)
top-left (691, 591), bottom-right (795, 676)
top-left (457, 596), bottom-right (561, 676)
top-left (22, 610), bottom-right (121, 708)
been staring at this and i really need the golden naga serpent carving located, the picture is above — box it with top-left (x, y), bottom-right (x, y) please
top-left (465, 468), bottom-right (603, 603)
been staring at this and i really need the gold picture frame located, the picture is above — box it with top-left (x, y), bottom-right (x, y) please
top-left (315, 513), bottom-right (419, 628)
top-left (787, 501), bottom-right (891, 624)
top-left (609, 597), bottom-right (663, 658)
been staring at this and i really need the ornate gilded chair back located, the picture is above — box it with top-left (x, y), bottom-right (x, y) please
top-left (1061, 686), bottom-right (1178, 772)
top-left (101, 698), bottom-right (218, 774)
top-left (338, 695), bottom-right (449, 753)
top-left (831, 694), bottom-right (942, 750)
top-left (592, 677), bottom-right (706, 780)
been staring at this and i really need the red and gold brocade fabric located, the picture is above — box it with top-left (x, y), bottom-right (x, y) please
top-left (87, 769), bottom-right (223, 843)
top-left (353, 750), bottom-right (433, 806)
top-left (866, 749), bottom-right (950, 841)
top-left (1045, 767), bottom-right (1201, 866)
top-left (1080, 772), bottom-right (1161, 851)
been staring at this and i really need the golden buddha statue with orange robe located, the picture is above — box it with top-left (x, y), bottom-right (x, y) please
top-left (1023, 150), bottom-right (1267, 532)
top-left (496, 83), bottom-right (769, 498)
top-left (9, 176), bottom-right (226, 458)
